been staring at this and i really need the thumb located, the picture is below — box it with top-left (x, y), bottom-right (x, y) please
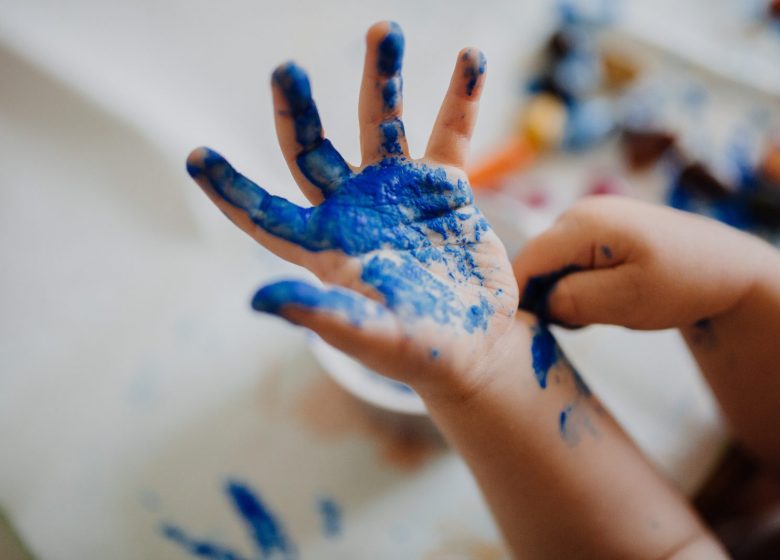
top-left (515, 218), bottom-right (624, 326)
top-left (544, 263), bottom-right (645, 328)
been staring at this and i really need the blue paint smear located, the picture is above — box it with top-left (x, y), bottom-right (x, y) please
top-left (382, 77), bottom-right (402, 109)
top-left (379, 118), bottom-right (404, 155)
top-left (600, 245), bottom-right (612, 259)
top-left (462, 50), bottom-right (486, 96)
top-left (227, 481), bottom-right (295, 558)
top-left (190, 151), bottom-right (495, 331)
top-left (161, 524), bottom-right (247, 560)
top-left (317, 497), bottom-right (342, 538)
top-left (252, 280), bottom-right (379, 326)
top-left (531, 325), bottom-right (559, 389)
top-left (161, 480), bottom-right (297, 560)
top-left (559, 405), bottom-right (573, 437)
top-left (463, 296), bottom-right (493, 333)
top-left (430, 348), bottom-right (440, 359)
top-left (377, 22), bottom-right (404, 76)
top-left (519, 264), bottom-right (583, 325)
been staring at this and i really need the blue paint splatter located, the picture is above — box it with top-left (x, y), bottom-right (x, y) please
top-left (228, 481), bottom-right (296, 558)
top-left (531, 325), bottom-right (559, 389)
top-left (161, 480), bottom-right (297, 560)
top-left (377, 22), bottom-right (404, 76)
top-left (462, 50), bottom-right (486, 96)
top-left (519, 264), bottom-right (582, 325)
top-left (317, 497), bottom-right (342, 538)
top-left (600, 245), bottom-right (612, 259)
top-left (161, 524), bottom-right (247, 560)
top-left (464, 296), bottom-right (493, 333)
top-left (430, 348), bottom-right (440, 359)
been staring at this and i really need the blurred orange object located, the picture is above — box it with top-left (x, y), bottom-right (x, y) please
top-left (468, 135), bottom-right (539, 190)
top-left (468, 94), bottom-right (567, 190)
top-left (761, 137), bottom-right (780, 186)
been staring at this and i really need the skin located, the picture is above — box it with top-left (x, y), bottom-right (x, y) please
top-left (515, 196), bottom-right (780, 469)
top-left (187, 23), bottom-right (725, 558)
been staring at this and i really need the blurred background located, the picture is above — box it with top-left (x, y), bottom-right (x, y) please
top-left (1, 1), bottom-right (779, 558)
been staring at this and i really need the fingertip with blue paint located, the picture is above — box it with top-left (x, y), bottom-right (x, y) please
top-left (461, 48), bottom-right (487, 97)
top-left (375, 21), bottom-right (404, 76)
top-left (272, 61), bottom-right (323, 149)
top-left (272, 61), bottom-right (313, 111)
top-left (252, 280), bottom-right (374, 326)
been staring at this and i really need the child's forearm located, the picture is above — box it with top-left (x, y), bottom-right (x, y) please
top-left (419, 312), bottom-right (725, 559)
top-left (682, 245), bottom-right (780, 468)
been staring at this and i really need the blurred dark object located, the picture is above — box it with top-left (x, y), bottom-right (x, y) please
top-left (760, 138), bottom-right (780, 187)
top-left (621, 128), bottom-right (676, 170)
top-left (677, 161), bottom-right (732, 199)
top-left (695, 443), bottom-right (780, 560)
top-left (769, 0), bottom-right (780, 19)
top-left (747, 185), bottom-right (780, 228)
top-left (601, 49), bottom-right (639, 90)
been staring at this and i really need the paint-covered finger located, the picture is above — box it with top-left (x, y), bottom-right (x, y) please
top-left (359, 21), bottom-right (409, 162)
top-left (187, 147), bottom-right (314, 248)
top-left (425, 48), bottom-right (486, 167)
top-left (252, 280), bottom-right (404, 365)
top-left (272, 62), bottom-right (353, 202)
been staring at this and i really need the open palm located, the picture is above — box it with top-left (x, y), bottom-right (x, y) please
top-left (187, 22), bottom-right (518, 394)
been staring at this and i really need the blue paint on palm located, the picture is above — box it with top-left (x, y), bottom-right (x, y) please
top-left (189, 151), bottom-right (495, 332)
top-left (161, 480), bottom-right (296, 560)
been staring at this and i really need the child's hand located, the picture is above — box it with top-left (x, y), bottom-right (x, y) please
top-left (514, 196), bottom-right (768, 329)
top-left (186, 22), bottom-right (518, 398)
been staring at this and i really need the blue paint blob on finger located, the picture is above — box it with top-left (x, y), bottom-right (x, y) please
top-left (531, 325), bottom-right (560, 389)
top-left (188, 147), bottom-right (312, 244)
top-left (600, 245), bottom-right (613, 259)
top-left (295, 139), bottom-right (353, 195)
top-left (273, 62), bottom-right (322, 149)
top-left (379, 118), bottom-right (405, 155)
top-left (377, 22), bottom-right (404, 76)
top-left (382, 76), bottom-right (402, 109)
top-left (252, 280), bottom-right (377, 326)
top-left (462, 49), bottom-right (487, 96)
